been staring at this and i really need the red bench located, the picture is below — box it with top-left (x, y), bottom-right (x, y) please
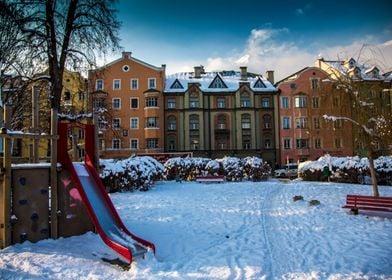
top-left (195, 175), bottom-right (225, 183)
top-left (342, 194), bottom-right (392, 215)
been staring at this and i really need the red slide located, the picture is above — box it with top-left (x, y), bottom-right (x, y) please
top-left (61, 151), bottom-right (155, 264)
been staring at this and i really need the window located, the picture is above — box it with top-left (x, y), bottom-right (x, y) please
top-left (131, 79), bottom-right (138, 90)
top-left (242, 137), bottom-right (251, 150)
top-left (123, 129), bottom-right (128, 137)
top-left (95, 79), bottom-right (103, 91)
top-left (335, 138), bottom-right (342, 149)
top-left (168, 137), bottom-right (176, 151)
top-left (262, 98), bottom-right (270, 108)
top-left (130, 139), bottom-right (138, 150)
top-left (190, 138), bottom-right (199, 150)
top-left (113, 79), bottom-right (121, 90)
top-left (294, 96), bottom-right (307, 108)
top-left (130, 118), bottom-right (138, 129)
top-left (314, 138), bottom-right (321, 149)
top-left (147, 138), bottom-right (158, 149)
top-left (130, 98), bottom-right (138, 109)
top-left (282, 117), bottom-right (291, 129)
top-left (264, 139), bottom-right (271, 149)
top-left (112, 118), bottom-right (120, 129)
top-left (312, 97), bottom-right (320, 108)
top-left (146, 117), bottom-right (158, 128)
top-left (217, 115), bottom-right (226, 129)
top-left (241, 114), bottom-right (251, 129)
top-left (217, 97), bottom-right (225, 108)
top-left (209, 76), bottom-right (227, 88)
top-left (295, 117), bottom-right (308, 129)
top-left (311, 78), bottom-right (320, 90)
top-left (93, 98), bottom-right (105, 109)
top-left (78, 92), bottom-right (85, 100)
top-left (334, 119), bottom-right (343, 129)
top-left (112, 139), bottom-right (120, 150)
top-left (263, 114), bottom-right (272, 129)
top-left (240, 93), bottom-right (251, 107)
top-left (112, 98), bottom-right (121, 109)
top-left (145, 97), bottom-right (158, 107)
top-left (189, 115), bottom-right (199, 130)
top-left (167, 116), bottom-right (176, 130)
top-left (313, 117), bottom-right (321, 129)
top-left (78, 129), bottom-right (85, 140)
top-left (281, 97), bottom-right (289, 109)
top-left (283, 138), bottom-right (291, 149)
top-left (148, 78), bottom-right (156, 89)
top-left (167, 98), bottom-right (176, 109)
top-left (189, 93), bottom-right (199, 108)
top-left (122, 65), bottom-right (129, 72)
top-left (98, 119), bottom-right (107, 130)
top-left (333, 97), bottom-right (340, 107)
top-left (296, 139), bottom-right (309, 149)
top-left (64, 91), bottom-right (71, 101)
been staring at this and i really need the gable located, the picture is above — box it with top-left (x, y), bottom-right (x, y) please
top-left (253, 78), bottom-right (266, 88)
top-left (208, 74), bottom-right (228, 89)
top-left (170, 79), bottom-right (184, 89)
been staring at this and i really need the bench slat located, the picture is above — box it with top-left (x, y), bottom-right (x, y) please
top-left (343, 194), bottom-right (392, 214)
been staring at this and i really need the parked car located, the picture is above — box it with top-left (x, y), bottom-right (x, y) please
top-left (274, 163), bottom-right (298, 178)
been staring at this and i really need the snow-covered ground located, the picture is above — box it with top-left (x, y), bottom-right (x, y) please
top-left (1, 180), bottom-right (391, 280)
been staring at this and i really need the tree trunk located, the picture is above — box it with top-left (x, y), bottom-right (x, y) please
top-left (368, 150), bottom-right (380, 197)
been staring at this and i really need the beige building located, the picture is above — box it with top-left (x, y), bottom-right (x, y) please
top-left (164, 66), bottom-right (279, 164)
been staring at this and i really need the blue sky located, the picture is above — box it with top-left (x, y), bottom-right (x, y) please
top-left (112, 0), bottom-right (392, 80)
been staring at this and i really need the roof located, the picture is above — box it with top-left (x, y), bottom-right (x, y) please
top-left (165, 71), bottom-right (277, 93)
top-left (321, 58), bottom-right (384, 81)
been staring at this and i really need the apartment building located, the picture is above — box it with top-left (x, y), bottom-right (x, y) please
top-left (164, 66), bottom-right (279, 164)
top-left (88, 52), bottom-right (166, 158)
top-left (315, 58), bottom-right (392, 157)
top-left (276, 67), bottom-right (353, 166)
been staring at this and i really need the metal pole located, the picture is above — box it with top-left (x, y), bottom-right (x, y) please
top-left (50, 108), bottom-right (58, 238)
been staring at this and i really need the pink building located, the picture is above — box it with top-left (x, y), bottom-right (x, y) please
top-left (276, 67), bottom-right (353, 167)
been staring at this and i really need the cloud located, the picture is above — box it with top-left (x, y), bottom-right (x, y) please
top-left (165, 28), bottom-right (392, 82)
top-left (178, 28), bottom-right (392, 82)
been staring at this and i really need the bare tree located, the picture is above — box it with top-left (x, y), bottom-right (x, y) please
top-left (5, 0), bottom-right (121, 111)
top-left (321, 60), bottom-right (392, 197)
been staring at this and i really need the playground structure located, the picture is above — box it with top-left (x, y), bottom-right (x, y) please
top-left (0, 105), bottom-right (154, 264)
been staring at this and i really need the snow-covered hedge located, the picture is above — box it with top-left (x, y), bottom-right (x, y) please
top-left (164, 156), bottom-right (271, 181)
top-left (100, 156), bottom-right (164, 192)
top-left (298, 155), bottom-right (392, 185)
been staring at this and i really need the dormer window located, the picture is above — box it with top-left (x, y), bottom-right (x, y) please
top-left (209, 75), bottom-right (227, 89)
top-left (345, 58), bottom-right (356, 69)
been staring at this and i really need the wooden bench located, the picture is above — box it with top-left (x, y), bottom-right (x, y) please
top-left (342, 194), bottom-right (392, 215)
top-left (195, 175), bottom-right (225, 183)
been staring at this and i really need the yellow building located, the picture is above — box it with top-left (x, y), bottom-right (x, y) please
top-left (17, 69), bottom-right (88, 162)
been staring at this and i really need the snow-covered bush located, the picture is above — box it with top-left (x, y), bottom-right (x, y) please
top-left (242, 156), bottom-right (272, 181)
top-left (298, 155), bottom-right (392, 185)
top-left (163, 156), bottom-right (271, 181)
top-left (100, 156), bottom-right (164, 192)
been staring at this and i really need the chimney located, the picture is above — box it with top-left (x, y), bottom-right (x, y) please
top-left (240, 66), bottom-right (247, 81)
top-left (194, 66), bottom-right (202, 79)
top-left (122, 51), bottom-right (132, 59)
top-left (265, 70), bottom-right (274, 84)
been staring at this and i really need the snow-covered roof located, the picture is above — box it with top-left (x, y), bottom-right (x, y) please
top-left (165, 71), bottom-right (277, 93)
top-left (322, 58), bottom-right (384, 81)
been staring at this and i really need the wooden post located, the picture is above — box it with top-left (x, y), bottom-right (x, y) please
top-left (32, 86), bottom-right (39, 162)
top-left (0, 105), bottom-right (12, 248)
top-left (50, 108), bottom-right (58, 238)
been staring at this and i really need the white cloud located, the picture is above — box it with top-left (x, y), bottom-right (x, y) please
top-left (165, 28), bottom-right (392, 82)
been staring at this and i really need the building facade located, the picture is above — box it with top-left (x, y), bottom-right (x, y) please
top-left (316, 58), bottom-right (392, 157)
top-left (164, 66), bottom-right (279, 164)
top-left (276, 67), bottom-right (353, 166)
top-left (88, 52), bottom-right (166, 158)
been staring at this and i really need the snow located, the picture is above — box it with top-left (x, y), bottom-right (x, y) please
top-left (165, 71), bottom-right (276, 93)
top-left (1, 180), bottom-right (391, 279)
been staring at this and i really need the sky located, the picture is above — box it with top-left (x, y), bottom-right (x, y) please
top-left (108, 0), bottom-right (392, 81)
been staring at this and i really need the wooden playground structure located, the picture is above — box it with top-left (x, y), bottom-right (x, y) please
top-left (0, 105), bottom-right (95, 249)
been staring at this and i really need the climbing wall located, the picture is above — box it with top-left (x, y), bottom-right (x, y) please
top-left (11, 165), bottom-right (50, 244)
top-left (57, 168), bottom-right (94, 237)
